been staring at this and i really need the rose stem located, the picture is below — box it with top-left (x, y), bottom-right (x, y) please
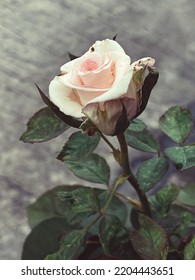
top-left (116, 133), bottom-right (151, 217)
top-left (100, 132), bottom-right (118, 153)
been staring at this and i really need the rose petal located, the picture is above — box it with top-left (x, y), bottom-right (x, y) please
top-left (127, 78), bottom-right (139, 98)
top-left (60, 39), bottom-right (127, 73)
top-left (78, 52), bottom-right (103, 72)
top-left (88, 39), bottom-right (126, 54)
top-left (49, 76), bottom-right (84, 118)
top-left (121, 96), bottom-right (138, 120)
top-left (78, 59), bottom-right (114, 89)
top-left (86, 67), bottom-right (133, 104)
top-left (131, 57), bottom-right (155, 72)
top-left (71, 52), bottom-right (104, 76)
top-left (49, 42), bottom-right (155, 126)
top-left (59, 42), bottom-right (132, 107)
top-left (132, 67), bottom-right (145, 92)
top-left (74, 89), bottom-right (107, 106)
top-left (60, 72), bottom-right (109, 92)
top-left (60, 58), bottom-right (78, 73)
top-left (60, 56), bottom-right (132, 106)
top-left (108, 52), bottom-right (131, 85)
top-left (69, 53), bottom-right (114, 90)
top-left (82, 99), bottom-right (124, 135)
top-left (83, 95), bottom-right (138, 135)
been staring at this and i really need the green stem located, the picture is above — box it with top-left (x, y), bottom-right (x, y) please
top-left (117, 133), bottom-right (152, 217)
top-left (101, 183), bottom-right (119, 214)
top-left (100, 132), bottom-right (151, 216)
top-left (85, 214), bottom-right (102, 232)
top-left (85, 182), bottom-right (119, 231)
top-left (100, 133), bottom-right (117, 153)
top-left (116, 134), bottom-right (130, 175)
top-left (114, 191), bottom-right (143, 211)
top-left (127, 173), bottom-right (152, 217)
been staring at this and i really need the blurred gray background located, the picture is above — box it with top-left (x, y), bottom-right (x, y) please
top-left (1, 0), bottom-right (195, 259)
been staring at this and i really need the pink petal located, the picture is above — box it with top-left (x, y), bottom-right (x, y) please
top-left (78, 59), bottom-right (114, 88)
top-left (86, 68), bottom-right (133, 104)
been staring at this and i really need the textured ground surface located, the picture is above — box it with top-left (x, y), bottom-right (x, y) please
top-left (1, 0), bottom-right (195, 259)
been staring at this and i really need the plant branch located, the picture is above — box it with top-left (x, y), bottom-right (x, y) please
top-left (101, 177), bottom-right (122, 214)
top-left (127, 173), bottom-right (152, 217)
top-left (117, 133), bottom-right (152, 217)
top-left (85, 179), bottom-right (122, 232)
top-left (85, 214), bottom-right (102, 232)
top-left (114, 191), bottom-right (143, 211)
top-left (100, 132), bottom-right (117, 153)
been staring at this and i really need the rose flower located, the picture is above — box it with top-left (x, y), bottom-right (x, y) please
top-left (49, 39), bottom-right (155, 135)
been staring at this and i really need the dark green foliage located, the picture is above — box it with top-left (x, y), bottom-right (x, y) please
top-left (165, 146), bottom-right (195, 170)
top-left (127, 118), bottom-right (146, 132)
top-left (57, 131), bottom-right (100, 161)
top-left (159, 106), bottom-right (193, 144)
top-left (125, 129), bottom-right (159, 153)
top-left (137, 157), bottom-right (168, 192)
top-left (22, 217), bottom-right (75, 260)
top-left (184, 236), bottom-right (195, 260)
top-left (20, 107), bottom-right (69, 143)
top-left (46, 230), bottom-right (86, 260)
top-left (64, 154), bottom-right (110, 184)
top-left (99, 215), bottom-right (137, 259)
top-left (130, 214), bottom-right (168, 259)
top-left (27, 185), bottom-right (83, 229)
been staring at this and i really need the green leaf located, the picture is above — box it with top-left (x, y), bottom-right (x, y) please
top-left (149, 185), bottom-right (179, 220)
top-left (125, 129), bottom-right (159, 153)
top-left (99, 191), bottom-right (128, 225)
top-left (57, 187), bottom-right (100, 225)
top-left (157, 215), bottom-right (181, 236)
top-left (159, 105), bottom-right (193, 144)
top-left (177, 184), bottom-right (195, 206)
top-left (156, 185), bottom-right (179, 205)
top-left (82, 190), bottom-right (129, 235)
top-left (20, 107), bottom-right (69, 143)
top-left (22, 217), bottom-right (74, 260)
top-left (165, 146), bottom-right (195, 170)
top-left (99, 215), bottom-right (136, 259)
top-left (58, 188), bottom-right (129, 235)
top-left (184, 236), bottom-right (195, 260)
top-left (27, 185), bottom-right (103, 229)
top-left (57, 131), bottom-right (100, 161)
top-left (127, 118), bottom-right (146, 132)
top-left (137, 157), bottom-right (168, 192)
top-left (46, 230), bottom-right (86, 260)
top-left (65, 153), bottom-right (110, 184)
top-left (155, 184), bottom-right (179, 214)
top-left (27, 185), bottom-right (82, 229)
top-left (170, 204), bottom-right (194, 233)
top-left (58, 187), bottom-right (100, 212)
top-left (130, 214), bottom-right (169, 259)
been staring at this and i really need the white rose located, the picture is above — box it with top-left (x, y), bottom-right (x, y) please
top-left (49, 39), bottom-right (155, 135)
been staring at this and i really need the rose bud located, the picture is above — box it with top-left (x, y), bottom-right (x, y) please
top-left (49, 39), bottom-right (157, 136)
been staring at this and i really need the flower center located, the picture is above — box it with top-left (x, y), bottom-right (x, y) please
top-left (81, 59), bottom-right (98, 72)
